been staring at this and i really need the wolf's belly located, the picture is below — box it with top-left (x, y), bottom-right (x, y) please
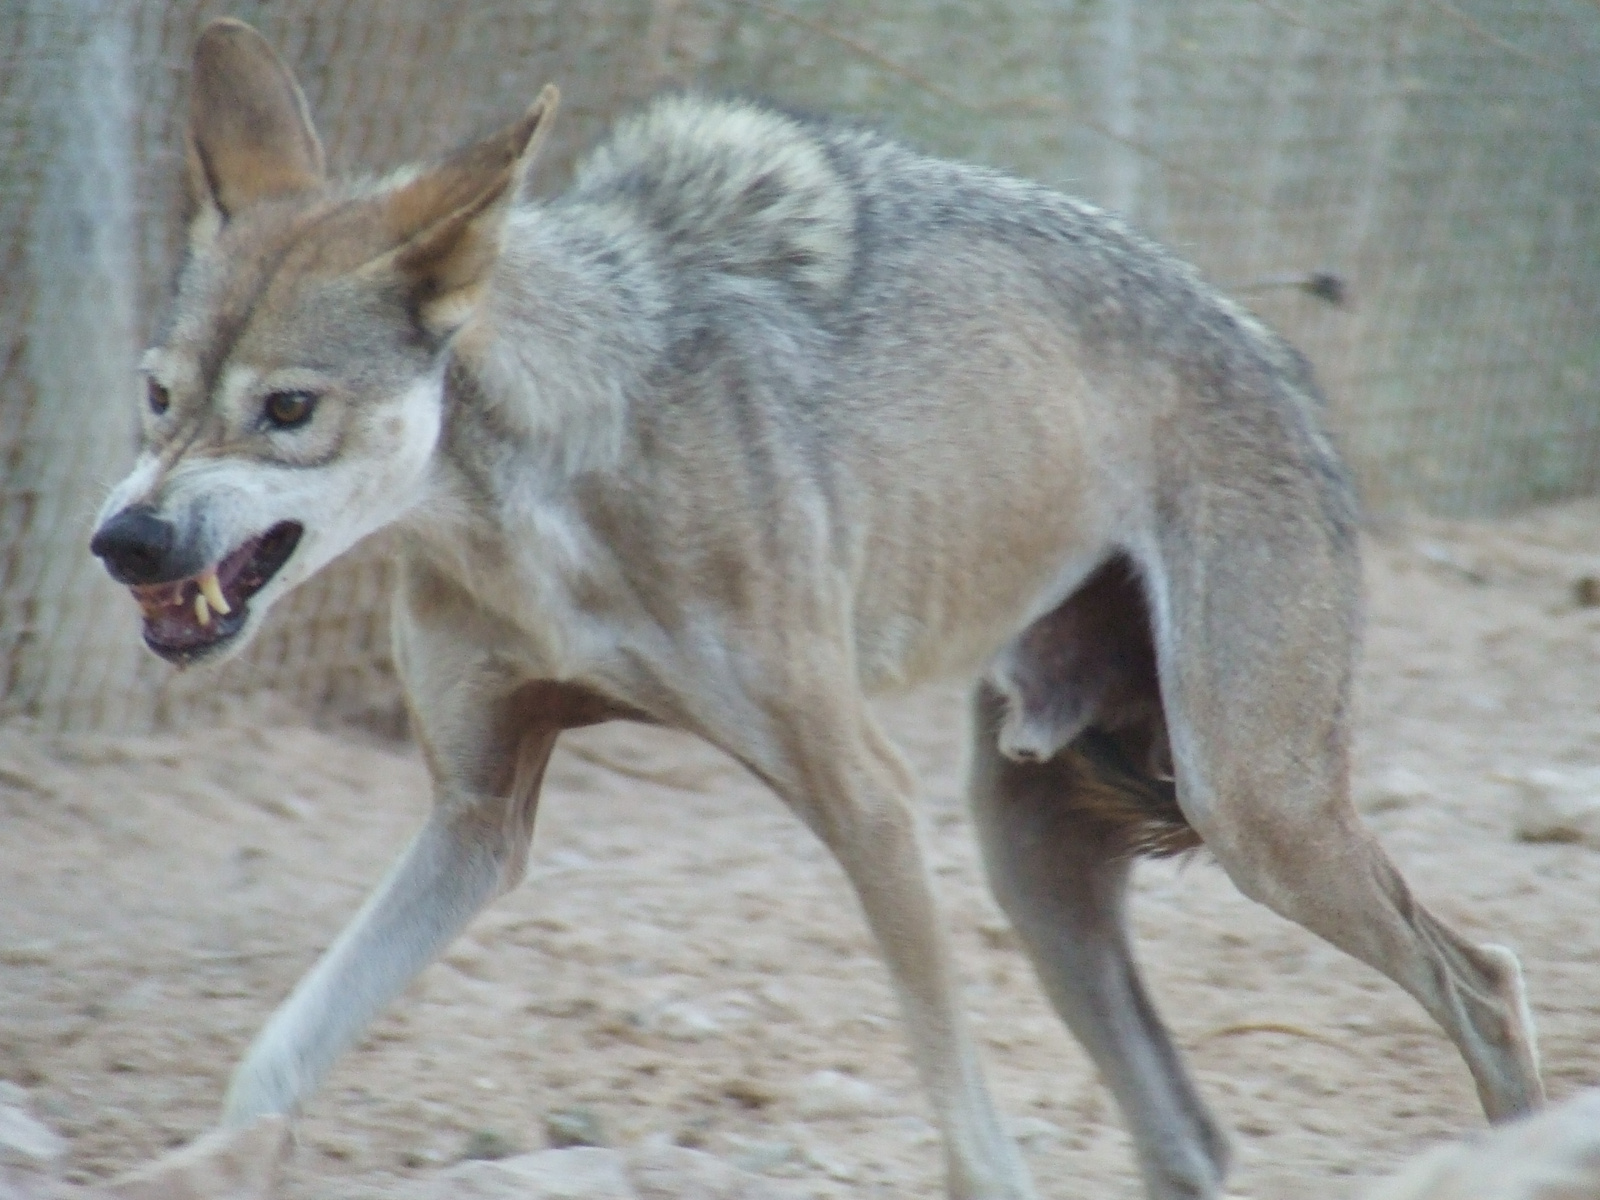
top-left (851, 530), bottom-right (1113, 695)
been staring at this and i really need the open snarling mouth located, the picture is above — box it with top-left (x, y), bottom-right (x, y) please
top-left (131, 522), bottom-right (302, 664)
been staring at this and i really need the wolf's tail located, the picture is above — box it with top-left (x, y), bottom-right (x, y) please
top-left (1055, 726), bottom-right (1200, 859)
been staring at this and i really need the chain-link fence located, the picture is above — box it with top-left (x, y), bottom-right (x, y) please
top-left (3, 0), bottom-right (1597, 732)
top-left (2, 0), bottom-right (682, 733)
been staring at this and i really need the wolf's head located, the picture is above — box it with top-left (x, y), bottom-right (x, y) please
top-left (91, 20), bottom-right (557, 665)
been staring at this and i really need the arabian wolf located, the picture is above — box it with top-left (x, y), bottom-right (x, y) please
top-left (90, 20), bottom-right (1543, 1199)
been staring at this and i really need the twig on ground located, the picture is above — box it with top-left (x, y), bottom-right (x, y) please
top-left (1193, 1021), bottom-right (1343, 1050)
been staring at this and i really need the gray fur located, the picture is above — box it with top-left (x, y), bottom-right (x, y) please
top-left (94, 29), bottom-right (1543, 1200)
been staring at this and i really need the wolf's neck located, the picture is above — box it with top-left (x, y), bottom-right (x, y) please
top-left (440, 203), bottom-right (667, 485)
top-left (402, 203), bottom-right (666, 649)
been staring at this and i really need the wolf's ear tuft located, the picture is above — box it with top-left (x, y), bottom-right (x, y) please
top-left (380, 86), bottom-right (560, 337)
top-left (187, 19), bottom-right (324, 225)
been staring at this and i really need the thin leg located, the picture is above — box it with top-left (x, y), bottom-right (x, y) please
top-left (1191, 799), bottom-right (1542, 1122)
top-left (223, 566), bottom-right (640, 1124)
top-left (1145, 520), bottom-right (1543, 1123)
top-left (968, 687), bottom-right (1228, 1200)
top-left (725, 692), bottom-right (1035, 1200)
top-left (223, 729), bottom-right (556, 1123)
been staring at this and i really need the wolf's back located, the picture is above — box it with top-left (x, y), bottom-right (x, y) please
top-left (557, 93), bottom-right (1354, 550)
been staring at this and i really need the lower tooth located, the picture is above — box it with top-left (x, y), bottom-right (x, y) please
top-left (194, 592), bottom-right (211, 627)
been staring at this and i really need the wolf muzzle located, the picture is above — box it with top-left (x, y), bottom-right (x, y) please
top-left (91, 506), bottom-right (304, 664)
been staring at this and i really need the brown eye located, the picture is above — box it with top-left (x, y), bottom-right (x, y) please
top-left (263, 390), bottom-right (317, 430)
top-left (147, 378), bottom-right (170, 416)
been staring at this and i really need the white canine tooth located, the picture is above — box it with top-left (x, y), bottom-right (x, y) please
top-left (194, 591), bottom-right (211, 627)
top-left (198, 569), bottom-right (231, 615)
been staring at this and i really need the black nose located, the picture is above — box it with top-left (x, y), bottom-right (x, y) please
top-left (90, 505), bottom-right (178, 585)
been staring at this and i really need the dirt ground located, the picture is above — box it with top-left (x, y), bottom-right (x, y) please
top-left (4, 501), bottom-right (1600, 1200)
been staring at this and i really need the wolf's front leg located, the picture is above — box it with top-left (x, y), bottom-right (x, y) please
top-left (222, 760), bottom-right (550, 1122)
top-left (223, 637), bottom-right (561, 1123)
top-left (697, 658), bottom-right (1037, 1200)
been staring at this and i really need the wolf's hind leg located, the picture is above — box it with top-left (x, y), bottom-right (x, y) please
top-left (969, 685), bottom-right (1228, 1200)
top-left (1147, 516), bottom-right (1543, 1123)
top-left (1186, 781), bottom-right (1543, 1123)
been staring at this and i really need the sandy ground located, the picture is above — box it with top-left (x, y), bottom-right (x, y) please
top-left (4, 502), bottom-right (1600, 1200)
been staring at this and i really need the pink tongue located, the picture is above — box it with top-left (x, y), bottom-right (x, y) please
top-left (132, 578), bottom-right (190, 617)
top-left (142, 593), bottom-right (215, 647)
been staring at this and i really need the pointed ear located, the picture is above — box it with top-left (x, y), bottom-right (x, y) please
top-left (378, 85), bottom-right (560, 336)
top-left (186, 19), bottom-right (324, 225)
